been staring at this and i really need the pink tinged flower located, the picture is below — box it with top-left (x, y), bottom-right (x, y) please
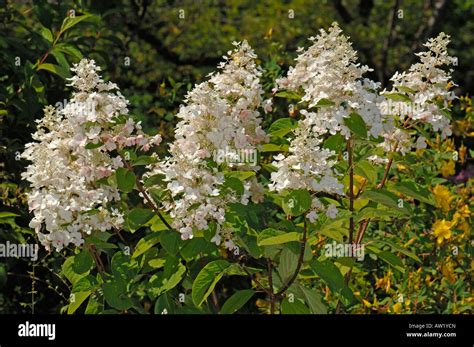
top-left (263, 99), bottom-right (273, 113)
top-left (96, 166), bottom-right (111, 179)
top-left (124, 136), bottom-right (136, 147)
top-left (152, 134), bottom-right (162, 146)
top-left (104, 139), bottom-right (117, 151)
top-left (114, 134), bottom-right (126, 147)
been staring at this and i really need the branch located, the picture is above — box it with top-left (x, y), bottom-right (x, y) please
top-left (268, 260), bottom-right (275, 314)
top-left (124, 161), bottom-right (173, 231)
top-left (347, 137), bottom-right (355, 244)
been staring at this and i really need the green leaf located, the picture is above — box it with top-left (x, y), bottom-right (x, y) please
top-left (127, 208), bottom-right (154, 231)
top-left (257, 228), bottom-right (300, 246)
top-left (362, 189), bottom-right (410, 214)
top-left (72, 249), bottom-right (93, 274)
top-left (50, 48), bottom-right (69, 69)
top-left (344, 113), bottom-right (367, 138)
top-left (149, 263), bottom-right (186, 296)
top-left (132, 155), bottom-right (158, 166)
top-left (60, 14), bottom-right (94, 33)
top-left (55, 43), bottom-right (83, 59)
top-left (275, 91), bottom-right (301, 100)
top-left (281, 298), bottom-right (310, 314)
top-left (37, 63), bottom-right (71, 79)
top-left (356, 207), bottom-right (404, 222)
top-left (366, 245), bottom-right (405, 273)
top-left (282, 189), bottom-right (312, 216)
top-left (260, 143), bottom-right (288, 152)
top-left (154, 292), bottom-right (175, 314)
top-left (269, 118), bottom-right (297, 138)
top-left (103, 279), bottom-right (133, 311)
top-left (192, 260), bottom-right (231, 307)
top-left (111, 252), bottom-right (139, 281)
top-left (395, 86), bottom-right (416, 94)
top-left (314, 98), bottom-right (336, 107)
top-left (223, 177), bottom-right (244, 196)
top-left (384, 93), bottom-right (411, 102)
top-left (160, 231), bottom-right (181, 255)
top-left (72, 275), bottom-right (97, 293)
top-left (132, 233), bottom-right (161, 259)
top-left (310, 260), bottom-right (344, 294)
top-left (354, 160), bottom-right (378, 183)
top-left (278, 247), bottom-right (299, 283)
top-left (220, 289), bottom-right (255, 314)
top-left (62, 256), bottom-right (89, 285)
top-left (148, 258), bottom-right (166, 269)
top-left (40, 26), bottom-right (53, 43)
top-left (116, 168), bottom-right (135, 193)
top-left (299, 286), bottom-right (327, 314)
top-left (371, 240), bottom-right (421, 263)
top-left (150, 214), bottom-right (173, 232)
top-left (224, 171), bottom-right (255, 181)
top-left (390, 181), bottom-right (435, 205)
top-left (67, 291), bottom-right (91, 314)
top-left (84, 141), bottom-right (103, 149)
top-left (144, 174), bottom-right (166, 188)
top-left (180, 238), bottom-right (212, 261)
top-left (323, 133), bottom-right (344, 152)
top-left (0, 212), bottom-right (19, 219)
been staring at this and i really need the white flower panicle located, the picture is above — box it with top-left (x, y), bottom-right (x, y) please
top-left (151, 41), bottom-right (268, 245)
top-left (22, 59), bottom-right (159, 252)
top-left (276, 22), bottom-right (388, 139)
top-left (270, 23), bottom-right (388, 197)
top-left (380, 32), bottom-right (456, 153)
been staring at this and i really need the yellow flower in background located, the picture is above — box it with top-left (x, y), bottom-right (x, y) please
top-left (391, 302), bottom-right (402, 314)
top-left (432, 185), bottom-right (455, 212)
top-left (440, 160), bottom-right (456, 177)
top-left (443, 138), bottom-right (456, 152)
top-left (375, 271), bottom-right (392, 293)
top-left (397, 164), bottom-right (408, 172)
top-left (432, 219), bottom-right (454, 245)
top-left (458, 143), bottom-right (467, 164)
top-left (458, 204), bottom-right (471, 218)
top-left (441, 262), bottom-right (456, 284)
top-left (353, 174), bottom-right (367, 196)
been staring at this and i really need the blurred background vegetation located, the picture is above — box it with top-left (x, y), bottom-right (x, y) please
top-left (0, 0), bottom-right (472, 313)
